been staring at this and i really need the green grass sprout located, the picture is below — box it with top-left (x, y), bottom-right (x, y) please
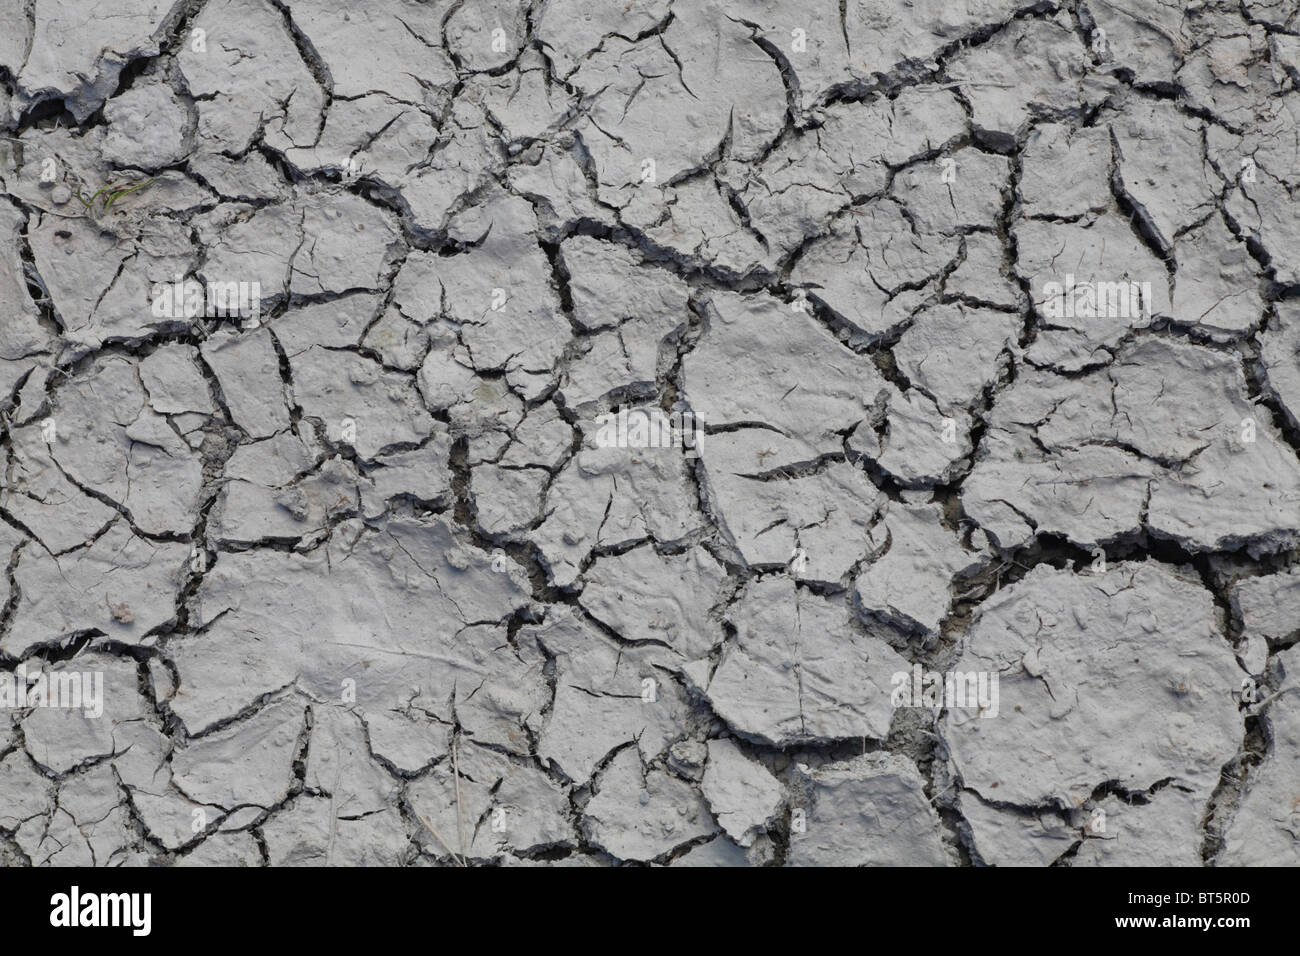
top-left (76, 178), bottom-right (156, 212)
top-left (104, 178), bottom-right (155, 211)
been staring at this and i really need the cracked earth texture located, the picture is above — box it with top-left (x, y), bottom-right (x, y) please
top-left (0, 0), bottom-right (1297, 869)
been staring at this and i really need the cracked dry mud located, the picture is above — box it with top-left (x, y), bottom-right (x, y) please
top-left (0, 0), bottom-right (1297, 869)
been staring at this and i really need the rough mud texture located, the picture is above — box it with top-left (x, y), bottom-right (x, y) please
top-left (0, 0), bottom-right (1297, 868)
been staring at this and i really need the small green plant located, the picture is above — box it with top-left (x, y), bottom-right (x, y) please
top-left (76, 177), bottom-right (155, 212)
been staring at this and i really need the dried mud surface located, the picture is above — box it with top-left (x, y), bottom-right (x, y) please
top-left (0, 0), bottom-right (1298, 867)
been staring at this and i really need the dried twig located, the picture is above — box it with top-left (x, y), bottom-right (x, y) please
top-left (414, 811), bottom-right (465, 867)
